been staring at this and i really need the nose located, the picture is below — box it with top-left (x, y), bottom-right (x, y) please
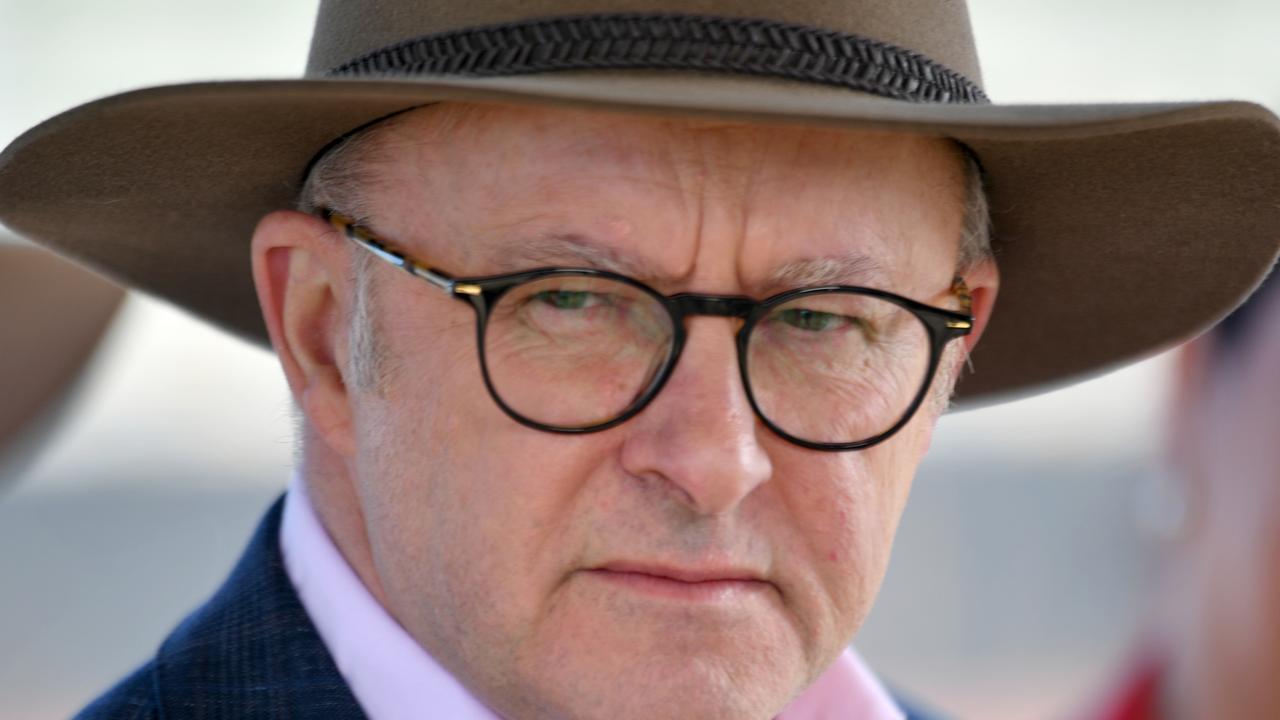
top-left (618, 317), bottom-right (774, 516)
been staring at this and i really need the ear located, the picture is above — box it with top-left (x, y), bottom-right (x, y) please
top-left (958, 255), bottom-right (999, 355)
top-left (251, 209), bottom-right (357, 458)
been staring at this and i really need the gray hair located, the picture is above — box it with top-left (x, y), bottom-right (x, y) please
top-left (956, 148), bottom-right (993, 272)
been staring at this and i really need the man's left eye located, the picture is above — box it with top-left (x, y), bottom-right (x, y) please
top-left (534, 290), bottom-right (603, 310)
top-left (775, 308), bottom-right (853, 332)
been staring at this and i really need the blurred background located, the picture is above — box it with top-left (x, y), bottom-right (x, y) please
top-left (1, 1), bottom-right (1277, 718)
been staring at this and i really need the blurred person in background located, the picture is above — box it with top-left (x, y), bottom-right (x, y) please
top-left (0, 243), bottom-right (121, 485)
top-left (3, 1), bottom-right (1279, 719)
top-left (1089, 267), bottom-right (1280, 720)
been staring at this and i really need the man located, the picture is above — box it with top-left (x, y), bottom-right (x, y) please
top-left (1, 1), bottom-right (1277, 718)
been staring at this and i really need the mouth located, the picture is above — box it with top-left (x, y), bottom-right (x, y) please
top-left (583, 562), bottom-right (773, 603)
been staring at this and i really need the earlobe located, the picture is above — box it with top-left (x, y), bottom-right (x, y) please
top-left (250, 210), bottom-right (357, 458)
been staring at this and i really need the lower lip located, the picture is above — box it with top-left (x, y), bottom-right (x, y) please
top-left (584, 569), bottom-right (769, 602)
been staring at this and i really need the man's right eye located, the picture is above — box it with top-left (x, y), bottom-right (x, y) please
top-left (533, 290), bottom-right (602, 310)
top-left (775, 308), bottom-right (853, 332)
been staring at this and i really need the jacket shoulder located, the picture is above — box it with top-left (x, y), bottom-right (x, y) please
top-left (74, 662), bottom-right (161, 720)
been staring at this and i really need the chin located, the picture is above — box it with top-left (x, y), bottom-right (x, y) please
top-left (504, 619), bottom-right (806, 720)
top-left (518, 656), bottom-right (797, 720)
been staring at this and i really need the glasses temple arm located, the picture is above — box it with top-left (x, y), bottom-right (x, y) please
top-left (321, 209), bottom-right (467, 294)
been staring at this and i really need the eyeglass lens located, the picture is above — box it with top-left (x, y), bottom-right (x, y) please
top-left (484, 274), bottom-right (675, 427)
top-left (745, 291), bottom-right (930, 445)
top-left (481, 273), bottom-right (932, 444)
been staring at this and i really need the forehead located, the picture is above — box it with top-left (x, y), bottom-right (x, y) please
top-left (360, 103), bottom-right (966, 292)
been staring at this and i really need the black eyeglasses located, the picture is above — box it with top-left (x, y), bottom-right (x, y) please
top-left (322, 209), bottom-right (973, 451)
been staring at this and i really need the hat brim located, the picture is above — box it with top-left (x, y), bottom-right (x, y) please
top-left (2, 72), bottom-right (1277, 405)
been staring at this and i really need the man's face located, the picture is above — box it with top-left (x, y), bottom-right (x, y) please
top-left (324, 105), bottom-right (970, 719)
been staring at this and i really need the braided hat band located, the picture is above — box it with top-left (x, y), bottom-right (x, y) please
top-left (328, 14), bottom-right (989, 105)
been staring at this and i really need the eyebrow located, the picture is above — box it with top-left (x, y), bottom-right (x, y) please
top-left (764, 254), bottom-right (890, 290)
top-left (479, 233), bottom-right (669, 280)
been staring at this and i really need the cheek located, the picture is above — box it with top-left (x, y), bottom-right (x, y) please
top-left (807, 459), bottom-right (901, 595)
top-left (349, 322), bottom-right (503, 628)
top-left (777, 421), bottom-right (929, 644)
top-left (824, 420), bottom-right (926, 547)
top-left (353, 327), bottom-right (617, 661)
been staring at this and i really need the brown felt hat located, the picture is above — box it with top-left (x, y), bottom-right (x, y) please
top-left (1, 0), bottom-right (1278, 405)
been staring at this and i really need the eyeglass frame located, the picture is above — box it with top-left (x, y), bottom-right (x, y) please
top-left (320, 208), bottom-right (975, 451)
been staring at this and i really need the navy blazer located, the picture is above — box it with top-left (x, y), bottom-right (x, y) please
top-left (76, 497), bottom-right (941, 719)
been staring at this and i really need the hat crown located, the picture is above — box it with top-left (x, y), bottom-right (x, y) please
top-left (305, 0), bottom-right (983, 87)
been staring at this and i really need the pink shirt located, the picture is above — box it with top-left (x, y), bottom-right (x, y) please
top-left (281, 477), bottom-right (905, 720)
